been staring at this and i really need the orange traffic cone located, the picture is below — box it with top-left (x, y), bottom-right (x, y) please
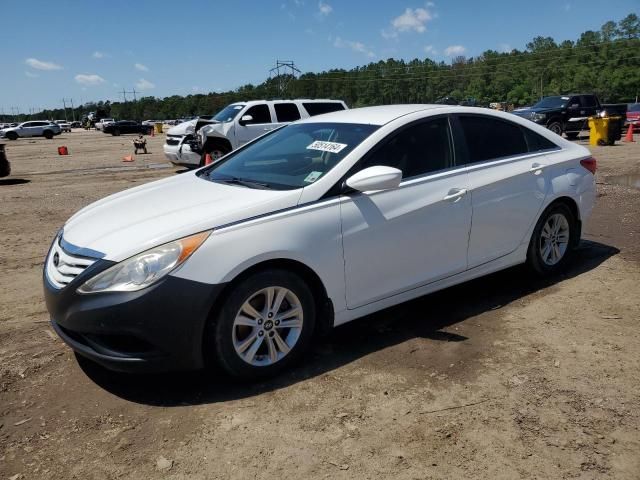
top-left (623, 123), bottom-right (635, 142)
top-left (122, 155), bottom-right (135, 162)
top-left (204, 153), bottom-right (213, 165)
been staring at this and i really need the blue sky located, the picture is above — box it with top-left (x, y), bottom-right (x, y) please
top-left (1, 0), bottom-right (638, 113)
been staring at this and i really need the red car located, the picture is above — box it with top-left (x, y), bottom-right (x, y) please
top-left (627, 103), bottom-right (640, 131)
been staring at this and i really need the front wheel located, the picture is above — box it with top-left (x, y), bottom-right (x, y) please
top-left (112, 129), bottom-right (120, 136)
top-left (547, 121), bottom-right (563, 136)
top-left (199, 143), bottom-right (230, 167)
top-left (526, 203), bottom-right (576, 276)
top-left (205, 270), bottom-right (316, 379)
top-left (6, 132), bottom-right (18, 141)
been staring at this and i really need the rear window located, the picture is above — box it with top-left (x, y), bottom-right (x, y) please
top-left (458, 115), bottom-right (528, 163)
top-left (522, 127), bottom-right (558, 152)
top-left (302, 102), bottom-right (346, 116)
top-left (274, 103), bottom-right (301, 122)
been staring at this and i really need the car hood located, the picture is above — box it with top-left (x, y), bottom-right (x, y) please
top-left (512, 107), bottom-right (558, 117)
top-left (62, 172), bottom-right (303, 262)
top-left (167, 119), bottom-right (198, 136)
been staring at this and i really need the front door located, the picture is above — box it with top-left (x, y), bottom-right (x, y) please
top-left (341, 116), bottom-right (472, 309)
top-left (236, 104), bottom-right (275, 146)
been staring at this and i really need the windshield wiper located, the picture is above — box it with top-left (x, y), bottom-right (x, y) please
top-left (212, 176), bottom-right (271, 189)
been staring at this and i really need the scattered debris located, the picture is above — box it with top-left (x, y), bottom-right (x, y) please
top-left (13, 418), bottom-right (32, 426)
top-left (156, 456), bottom-right (174, 472)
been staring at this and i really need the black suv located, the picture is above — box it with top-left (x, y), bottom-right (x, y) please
top-left (512, 94), bottom-right (606, 139)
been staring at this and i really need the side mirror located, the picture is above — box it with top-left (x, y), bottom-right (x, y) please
top-left (345, 166), bottom-right (402, 193)
top-left (238, 115), bottom-right (253, 126)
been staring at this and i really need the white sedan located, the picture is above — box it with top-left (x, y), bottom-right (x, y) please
top-left (44, 105), bottom-right (596, 379)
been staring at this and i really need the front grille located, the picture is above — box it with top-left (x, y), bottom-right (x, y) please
top-left (46, 237), bottom-right (97, 289)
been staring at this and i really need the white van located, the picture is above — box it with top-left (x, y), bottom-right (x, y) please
top-left (163, 99), bottom-right (347, 168)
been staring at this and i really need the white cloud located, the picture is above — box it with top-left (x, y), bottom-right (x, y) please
top-left (25, 71), bottom-right (39, 78)
top-left (391, 7), bottom-right (433, 33)
top-left (134, 63), bottom-right (149, 72)
top-left (25, 58), bottom-right (62, 71)
top-left (75, 74), bottom-right (105, 86)
top-left (318, 1), bottom-right (332, 16)
top-left (333, 37), bottom-right (375, 58)
top-left (444, 45), bottom-right (466, 56)
top-left (424, 44), bottom-right (437, 55)
top-left (92, 51), bottom-right (105, 59)
top-left (136, 78), bottom-right (155, 90)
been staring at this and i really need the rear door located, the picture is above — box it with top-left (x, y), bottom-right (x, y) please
top-left (454, 114), bottom-right (554, 267)
top-left (273, 102), bottom-right (302, 128)
top-left (236, 104), bottom-right (274, 146)
top-left (341, 116), bottom-right (472, 308)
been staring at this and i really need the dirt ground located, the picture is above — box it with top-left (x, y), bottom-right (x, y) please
top-left (1, 129), bottom-right (639, 480)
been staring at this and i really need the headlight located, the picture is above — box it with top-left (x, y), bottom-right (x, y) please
top-left (77, 231), bottom-right (211, 294)
top-left (532, 113), bottom-right (546, 122)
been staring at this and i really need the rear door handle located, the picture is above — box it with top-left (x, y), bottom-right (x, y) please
top-left (443, 188), bottom-right (468, 202)
top-left (530, 163), bottom-right (547, 173)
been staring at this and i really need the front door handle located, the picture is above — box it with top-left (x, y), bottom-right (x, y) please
top-left (530, 163), bottom-right (547, 174)
top-left (443, 188), bottom-right (468, 202)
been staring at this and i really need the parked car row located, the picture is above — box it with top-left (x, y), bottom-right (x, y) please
top-left (102, 120), bottom-right (153, 136)
top-left (164, 99), bottom-right (347, 168)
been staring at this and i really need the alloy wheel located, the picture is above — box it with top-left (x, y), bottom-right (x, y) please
top-left (232, 286), bottom-right (303, 366)
top-left (539, 213), bottom-right (570, 266)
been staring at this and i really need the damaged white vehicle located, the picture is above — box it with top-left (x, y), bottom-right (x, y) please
top-left (164, 99), bottom-right (347, 168)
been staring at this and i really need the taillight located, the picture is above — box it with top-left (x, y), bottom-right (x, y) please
top-left (580, 157), bottom-right (597, 174)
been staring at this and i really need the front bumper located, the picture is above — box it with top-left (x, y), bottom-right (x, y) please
top-left (44, 259), bottom-right (226, 373)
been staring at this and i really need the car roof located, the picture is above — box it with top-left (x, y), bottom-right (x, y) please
top-left (296, 104), bottom-right (448, 125)
top-left (230, 99), bottom-right (345, 107)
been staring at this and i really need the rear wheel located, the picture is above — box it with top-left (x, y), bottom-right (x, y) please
top-left (43, 130), bottom-right (53, 139)
top-left (112, 128), bottom-right (121, 136)
top-left (526, 203), bottom-right (576, 276)
top-left (205, 269), bottom-right (316, 379)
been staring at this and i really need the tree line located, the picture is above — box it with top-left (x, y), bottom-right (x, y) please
top-left (11, 13), bottom-right (640, 122)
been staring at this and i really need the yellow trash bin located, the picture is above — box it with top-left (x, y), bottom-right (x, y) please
top-left (154, 122), bottom-right (163, 134)
top-left (588, 116), bottom-right (609, 146)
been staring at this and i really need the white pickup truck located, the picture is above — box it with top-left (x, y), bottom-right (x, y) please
top-left (164, 99), bottom-right (347, 168)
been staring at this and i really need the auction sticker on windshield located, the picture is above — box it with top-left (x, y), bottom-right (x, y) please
top-left (306, 140), bottom-right (347, 154)
top-left (304, 171), bottom-right (323, 183)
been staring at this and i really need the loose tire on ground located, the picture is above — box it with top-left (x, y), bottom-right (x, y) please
top-left (205, 269), bottom-right (316, 380)
top-left (526, 202), bottom-right (576, 276)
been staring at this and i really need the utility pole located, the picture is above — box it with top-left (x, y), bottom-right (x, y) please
top-left (70, 98), bottom-right (76, 122)
top-left (62, 98), bottom-right (68, 121)
top-left (269, 60), bottom-right (301, 96)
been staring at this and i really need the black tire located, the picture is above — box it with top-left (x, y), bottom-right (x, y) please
top-left (43, 130), bottom-right (54, 139)
top-left (199, 142), bottom-right (230, 167)
top-left (205, 269), bottom-right (316, 380)
top-left (565, 131), bottom-right (579, 140)
top-left (526, 202), bottom-right (576, 276)
top-left (6, 132), bottom-right (18, 141)
top-left (112, 129), bottom-right (121, 136)
top-left (547, 121), bottom-right (563, 136)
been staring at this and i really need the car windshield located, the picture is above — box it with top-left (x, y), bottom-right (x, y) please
top-left (213, 104), bottom-right (245, 123)
top-left (532, 96), bottom-right (570, 109)
top-left (198, 122), bottom-right (379, 190)
top-left (628, 103), bottom-right (640, 112)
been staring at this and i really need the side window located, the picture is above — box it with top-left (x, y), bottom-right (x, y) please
top-left (303, 102), bottom-right (345, 116)
top-left (458, 115), bottom-right (528, 163)
top-left (568, 97), bottom-right (581, 108)
top-left (243, 105), bottom-right (271, 124)
top-left (360, 117), bottom-right (453, 179)
top-left (522, 127), bottom-right (558, 152)
top-left (582, 95), bottom-right (597, 108)
top-left (274, 103), bottom-right (301, 122)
